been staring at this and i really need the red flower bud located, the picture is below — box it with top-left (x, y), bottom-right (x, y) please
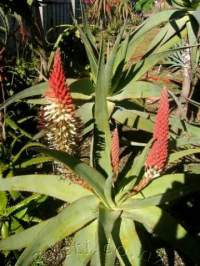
top-left (145, 88), bottom-right (169, 178)
top-left (111, 127), bottom-right (120, 177)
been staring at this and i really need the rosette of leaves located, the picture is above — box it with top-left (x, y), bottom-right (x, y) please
top-left (1, 56), bottom-right (200, 265)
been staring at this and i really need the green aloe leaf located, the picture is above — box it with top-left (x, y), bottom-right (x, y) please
top-left (123, 206), bottom-right (200, 263)
top-left (115, 140), bottom-right (152, 204)
top-left (113, 108), bottom-right (153, 133)
top-left (131, 18), bottom-right (188, 82)
top-left (0, 219), bottom-right (49, 250)
top-left (104, 176), bottom-right (115, 208)
top-left (93, 39), bottom-right (112, 177)
top-left (77, 102), bottom-right (94, 135)
top-left (5, 194), bottom-right (43, 216)
top-left (96, 205), bottom-right (121, 266)
top-left (70, 78), bottom-right (94, 100)
top-left (135, 173), bottom-right (185, 198)
top-left (119, 217), bottom-right (142, 266)
top-left (189, 10), bottom-right (200, 24)
top-left (169, 147), bottom-right (200, 163)
top-left (112, 34), bottom-right (129, 92)
top-left (38, 148), bottom-right (107, 204)
top-left (76, 25), bottom-right (98, 80)
top-left (147, 17), bottom-right (186, 52)
top-left (126, 10), bottom-right (177, 60)
top-left (15, 196), bottom-right (98, 266)
top-left (109, 81), bottom-right (162, 101)
top-left (0, 82), bottom-right (47, 110)
top-left (127, 140), bottom-right (153, 179)
top-left (5, 117), bottom-right (33, 139)
top-left (105, 26), bottom-right (125, 96)
top-left (0, 191), bottom-right (7, 212)
top-left (63, 221), bottom-right (97, 266)
top-left (12, 142), bottom-right (44, 163)
top-left (0, 78), bottom-right (76, 110)
top-left (123, 174), bottom-right (200, 209)
top-left (15, 156), bottom-right (53, 168)
top-left (0, 175), bottom-right (91, 202)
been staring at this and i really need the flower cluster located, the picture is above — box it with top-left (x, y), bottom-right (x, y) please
top-left (40, 49), bottom-right (83, 183)
top-left (145, 88), bottom-right (169, 179)
top-left (42, 50), bottom-right (81, 155)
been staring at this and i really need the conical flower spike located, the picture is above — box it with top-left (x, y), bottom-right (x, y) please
top-left (40, 49), bottom-right (83, 185)
top-left (133, 88), bottom-right (169, 193)
top-left (111, 127), bottom-right (120, 181)
top-left (45, 49), bottom-right (74, 113)
top-left (145, 88), bottom-right (169, 177)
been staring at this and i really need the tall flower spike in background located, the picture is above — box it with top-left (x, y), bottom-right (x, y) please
top-left (41, 49), bottom-right (82, 181)
top-left (111, 126), bottom-right (120, 183)
top-left (133, 88), bottom-right (169, 193)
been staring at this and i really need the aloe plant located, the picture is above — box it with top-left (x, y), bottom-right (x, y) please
top-left (1, 54), bottom-right (200, 265)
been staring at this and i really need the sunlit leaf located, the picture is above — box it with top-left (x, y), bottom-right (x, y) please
top-left (0, 175), bottom-right (92, 202)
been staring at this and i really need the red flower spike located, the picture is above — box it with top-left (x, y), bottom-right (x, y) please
top-left (145, 88), bottom-right (169, 178)
top-left (153, 88), bottom-right (169, 140)
top-left (111, 127), bottom-right (120, 178)
top-left (45, 49), bottom-right (74, 113)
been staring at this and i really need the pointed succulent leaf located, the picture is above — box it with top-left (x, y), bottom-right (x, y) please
top-left (122, 173), bottom-right (200, 208)
top-left (104, 176), bottom-right (115, 209)
top-left (0, 82), bottom-right (47, 110)
top-left (0, 175), bottom-right (92, 203)
top-left (169, 147), bottom-right (200, 164)
top-left (12, 142), bottom-right (44, 163)
top-left (123, 206), bottom-right (200, 263)
top-left (5, 117), bottom-right (32, 139)
top-left (39, 148), bottom-right (107, 204)
top-left (109, 81), bottom-right (162, 101)
top-left (0, 78), bottom-right (78, 110)
top-left (127, 10), bottom-right (178, 59)
top-left (96, 205), bottom-right (121, 266)
top-left (93, 39), bottom-right (112, 177)
top-left (124, 180), bottom-right (200, 209)
top-left (0, 219), bottom-right (49, 250)
top-left (16, 196), bottom-right (98, 266)
top-left (115, 140), bottom-right (152, 204)
top-left (0, 191), bottom-right (7, 212)
top-left (130, 18), bottom-right (188, 82)
top-left (70, 78), bottom-right (94, 100)
top-left (104, 26), bottom-right (125, 95)
top-left (119, 217), bottom-right (142, 266)
top-left (63, 221), bottom-right (97, 266)
top-left (76, 24), bottom-right (98, 80)
top-left (15, 156), bottom-right (53, 168)
top-left (112, 108), bottom-right (153, 133)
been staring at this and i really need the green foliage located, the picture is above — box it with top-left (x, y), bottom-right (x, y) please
top-left (1, 2), bottom-right (200, 265)
top-left (134, 0), bottom-right (154, 12)
top-left (1, 140), bottom-right (200, 265)
top-left (167, 0), bottom-right (200, 9)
